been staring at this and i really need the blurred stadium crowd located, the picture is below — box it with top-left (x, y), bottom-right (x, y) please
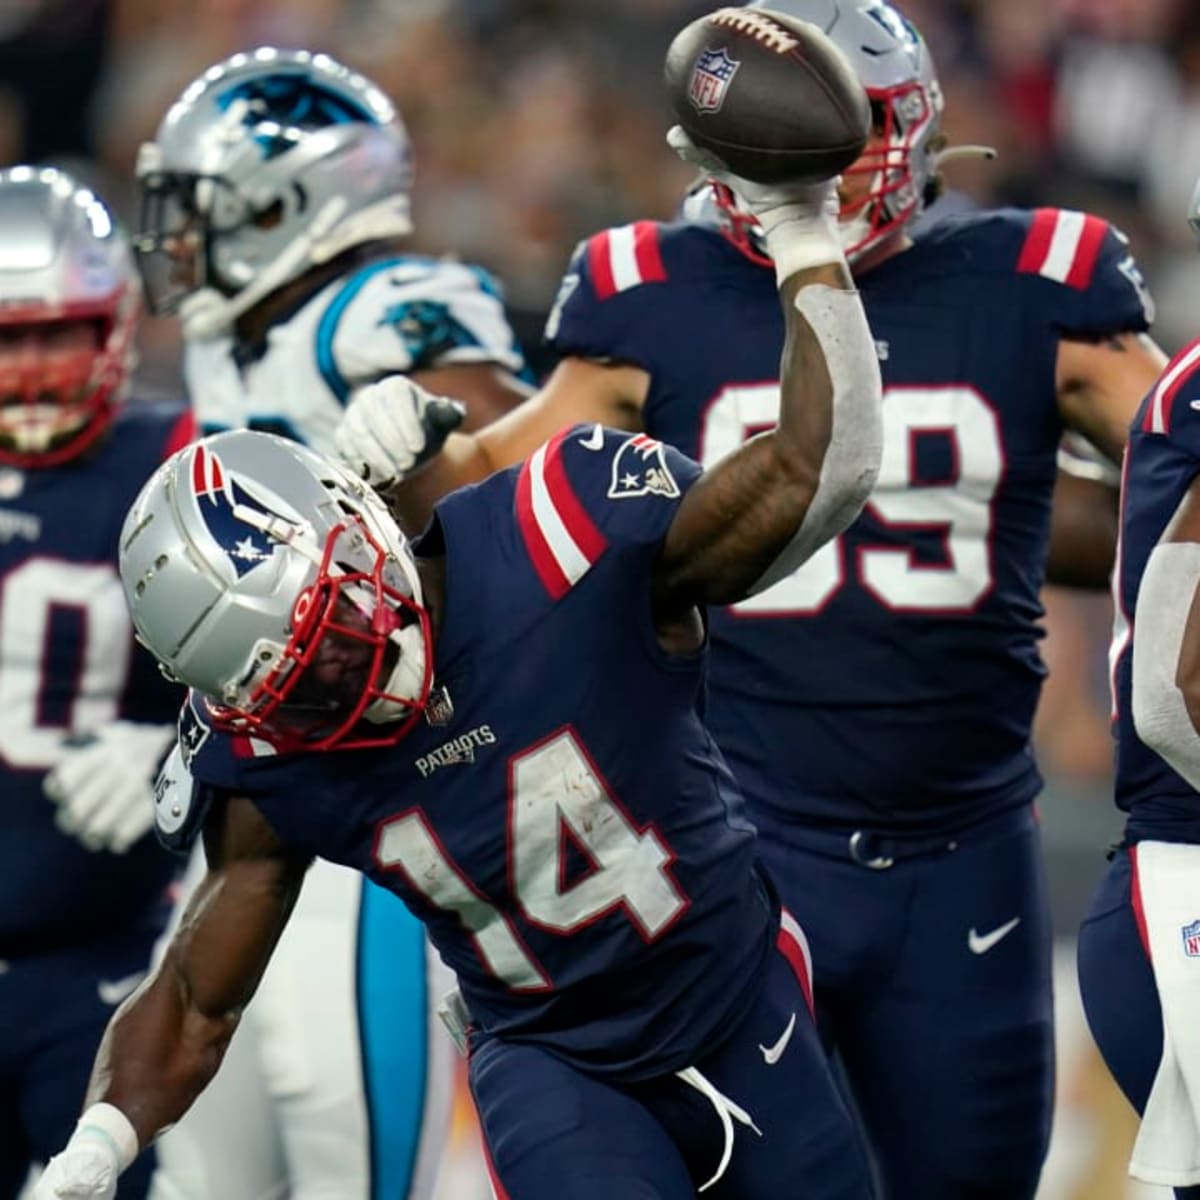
top-left (3, 3), bottom-right (1199, 1197)
top-left (3, 0), bottom-right (1200, 360)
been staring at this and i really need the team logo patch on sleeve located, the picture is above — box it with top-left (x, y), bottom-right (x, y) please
top-left (608, 434), bottom-right (681, 500)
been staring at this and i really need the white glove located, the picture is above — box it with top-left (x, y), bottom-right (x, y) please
top-left (667, 125), bottom-right (842, 281)
top-left (43, 722), bottom-right (176, 854)
top-left (34, 1104), bottom-right (137, 1199)
top-left (334, 376), bottom-right (466, 490)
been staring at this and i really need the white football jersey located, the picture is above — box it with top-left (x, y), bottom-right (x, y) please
top-left (185, 254), bottom-right (525, 452)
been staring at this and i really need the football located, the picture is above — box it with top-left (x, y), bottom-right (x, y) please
top-left (663, 7), bottom-right (871, 184)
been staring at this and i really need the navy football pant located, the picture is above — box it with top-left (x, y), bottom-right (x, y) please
top-left (752, 803), bottom-right (1054, 1200)
top-left (469, 927), bottom-right (872, 1199)
top-left (0, 918), bottom-right (161, 1199)
top-left (1077, 847), bottom-right (1200, 1200)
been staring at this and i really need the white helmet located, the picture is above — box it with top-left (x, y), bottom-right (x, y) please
top-left (134, 47), bottom-right (414, 340)
top-left (720, 0), bottom-right (945, 263)
top-left (0, 167), bottom-right (138, 466)
top-left (119, 430), bottom-right (433, 751)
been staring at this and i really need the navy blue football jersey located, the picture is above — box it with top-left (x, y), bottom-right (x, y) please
top-left (0, 401), bottom-right (193, 953)
top-left (1112, 339), bottom-right (1200, 843)
top-left (180, 426), bottom-right (777, 1080)
top-left (547, 210), bottom-right (1152, 832)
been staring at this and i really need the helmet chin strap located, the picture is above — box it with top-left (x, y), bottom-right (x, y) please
top-left (180, 194), bottom-right (413, 342)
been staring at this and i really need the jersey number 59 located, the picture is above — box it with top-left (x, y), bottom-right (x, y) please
top-left (701, 383), bottom-right (1004, 614)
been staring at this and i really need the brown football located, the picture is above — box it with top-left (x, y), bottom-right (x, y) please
top-left (663, 7), bottom-right (871, 184)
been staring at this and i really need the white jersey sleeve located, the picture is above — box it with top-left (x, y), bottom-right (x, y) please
top-left (321, 257), bottom-right (525, 401)
top-left (183, 254), bottom-right (526, 454)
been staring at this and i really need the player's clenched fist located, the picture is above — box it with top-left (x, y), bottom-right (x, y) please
top-left (334, 376), bottom-right (465, 490)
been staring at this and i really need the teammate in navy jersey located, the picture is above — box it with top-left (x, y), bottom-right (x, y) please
top-left (35, 139), bottom-right (885, 1200)
top-left (131, 50), bottom-right (532, 1200)
top-left (0, 168), bottom-right (192, 1198)
top-left (1077, 179), bottom-right (1200, 1198)
top-left (333, 3), bottom-right (1169, 1196)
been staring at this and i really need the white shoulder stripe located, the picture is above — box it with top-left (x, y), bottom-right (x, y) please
top-left (1039, 210), bottom-right (1087, 284)
top-left (606, 224), bottom-right (645, 293)
top-left (528, 443), bottom-right (592, 587)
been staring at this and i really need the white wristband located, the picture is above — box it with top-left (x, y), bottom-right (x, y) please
top-left (761, 211), bottom-right (845, 282)
top-left (70, 1103), bottom-right (139, 1173)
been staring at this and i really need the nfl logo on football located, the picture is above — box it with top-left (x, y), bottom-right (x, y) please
top-left (1182, 919), bottom-right (1200, 957)
top-left (688, 47), bottom-right (739, 114)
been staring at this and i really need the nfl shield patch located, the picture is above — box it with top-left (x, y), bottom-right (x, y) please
top-left (1182, 919), bottom-right (1200, 957)
top-left (688, 47), bottom-right (740, 114)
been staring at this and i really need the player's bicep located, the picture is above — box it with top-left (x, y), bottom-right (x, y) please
top-left (166, 793), bottom-right (310, 1020)
top-left (655, 430), bottom-right (815, 614)
top-left (1056, 331), bottom-right (1168, 462)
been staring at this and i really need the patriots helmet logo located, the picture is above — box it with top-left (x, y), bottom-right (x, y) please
top-left (688, 47), bottom-right (740, 115)
top-left (189, 443), bottom-right (304, 578)
top-left (607, 434), bottom-right (681, 501)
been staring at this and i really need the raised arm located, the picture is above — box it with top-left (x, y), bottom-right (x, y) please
top-left (36, 794), bottom-right (310, 1198)
top-left (652, 145), bottom-right (881, 618)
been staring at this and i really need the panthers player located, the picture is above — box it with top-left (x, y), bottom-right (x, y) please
top-left (0, 168), bottom-right (191, 1197)
top-left (36, 144), bottom-right (884, 1199)
top-left (1077, 177), bottom-right (1200, 1198)
top-left (131, 48), bottom-right (530, 1200)
top-left (333, 3), bottom-right (1169, 1196)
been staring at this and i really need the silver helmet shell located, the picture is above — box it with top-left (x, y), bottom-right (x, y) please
top-left (744, 0), bottom-right (944, 260)
top-left (0, 166), bottom-right (138, 466)
top-left (134, 47), bottom-right (414, 339)
top-left (119, 430), bottom-right (432, 750)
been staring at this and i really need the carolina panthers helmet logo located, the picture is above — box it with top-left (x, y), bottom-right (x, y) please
top-left (216, 75), bottom-right (380, 158)
top-left (189, 443), bottom-right (304, 577)
top-left (607, 435), bottom-right (681, 501)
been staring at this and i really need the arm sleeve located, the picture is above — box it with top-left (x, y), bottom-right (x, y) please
top-left (544, 222), bottom-right (677, 371)
top-left (1014, 208), bottom-right (1155, 337)
top-left (328, 259), bottom-right (526, 398)
top-left (510, 424), bottom-right (702, 600)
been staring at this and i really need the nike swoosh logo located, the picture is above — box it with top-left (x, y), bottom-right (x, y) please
top-left (579, 424), bottom-right (604, 450)
top-left (97, 971), bottom-right (146, 1006)
top-left (968, 917), bottom-right (1021, 955)
top-left (1191, 399), bottom-right (1200, 410)
top-left (758, 1012), bottom-right (796, 1065)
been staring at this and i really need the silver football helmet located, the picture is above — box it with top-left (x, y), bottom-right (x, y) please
top-left (0, 166), bottom-right (138, 467)
top-left (734, 0), bottom-right (945, 261)
top-left (119, 430), bottom-right (433, 751)
top-left (134, 47), bottom-right (414, 340)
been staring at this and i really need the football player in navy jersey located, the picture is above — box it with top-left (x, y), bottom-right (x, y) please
top-left (131, 50), bottom-right (532, 1200)
top-left (35, 149), bottom-right (885, 1200)
top-left (333, 3), bottom-right (1169, 1197)
top-left (0, 167), bottom-right (193, 1198)
top-left (1077, 178), bottom-right (1200, 1198)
